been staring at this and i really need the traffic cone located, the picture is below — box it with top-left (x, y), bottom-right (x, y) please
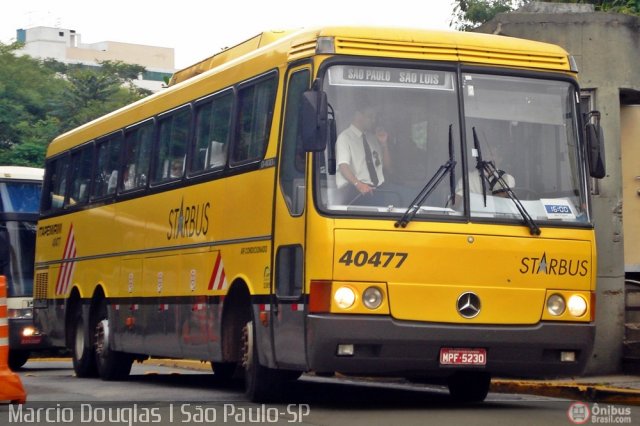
top-left (0, 275), bottom-right (27, 404)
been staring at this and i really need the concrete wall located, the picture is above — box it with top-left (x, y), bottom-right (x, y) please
top-left (476, 5), bottom-right (640, 374)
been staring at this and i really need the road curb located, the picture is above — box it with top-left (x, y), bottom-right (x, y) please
top-left (491, 380), bottom-right (640, 405)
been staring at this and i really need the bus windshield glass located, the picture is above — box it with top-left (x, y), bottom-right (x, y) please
top-left (0, 181), bottom-right (41, 213)
top-left (318, 65), bottom-right (463, 218)
top-left (462, 73), bottom-right (587, 224)
top-left (0, 181), bottom-right (41, 297)
top-left (1, 221), bottom-right (37, 297)
top-left (316, 65), bottom-right (588, 225)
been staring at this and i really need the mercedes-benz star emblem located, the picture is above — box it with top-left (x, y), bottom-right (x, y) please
top-left (457, 292), bottom-right (481, 319)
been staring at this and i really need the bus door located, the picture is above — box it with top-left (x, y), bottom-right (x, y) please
top-left (271, 67), bottom-right (311, 369)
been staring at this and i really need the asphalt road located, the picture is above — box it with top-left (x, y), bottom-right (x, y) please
top-left (2, 359), bottom-right (639, 425)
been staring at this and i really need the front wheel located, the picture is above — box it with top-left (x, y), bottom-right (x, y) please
top-left (71, 305), bottom-right (97, 377)
top-left (8, 350), bottom-right (30, 370)
top-left (447, 371), bottom-right (491, 403)
top-left (242, 320), bottom-right (286, 402)
top-left (94, 300), bottom-right (133, 381)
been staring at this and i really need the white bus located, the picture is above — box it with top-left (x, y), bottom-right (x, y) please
top-left (0, 166), bottom-right (45, 369)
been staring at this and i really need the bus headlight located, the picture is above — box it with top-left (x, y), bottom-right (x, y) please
top-left (567, 295), bottom-right (587, 317)
top-left (547, 294), bottom-right (566, 316)
top-left (362, 287), bottom-right (383, 310)
top-left (22, 326), bottom-right (36, 337)
top-left (334, 287), bottom-right (356, 310)
top-left (8, 308), bottom-right (33, 319)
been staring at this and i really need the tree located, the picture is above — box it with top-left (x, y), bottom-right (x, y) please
top-left (61, 61), bottom-right (151, 129)
top-left (451, 0), bottom-right (528, 30)
top-left (0, 42), bottom-right (67, 166)
top-left (0, 44), bottom-right (152, 167)
top-left (451, 1), bottom-right (640, 30)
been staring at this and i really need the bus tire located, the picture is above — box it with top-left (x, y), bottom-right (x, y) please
top-left (8, 350), bottom-right (30, 370)
top-left (94, 299), bottom-right (133, 381)
top-left (242, 320), bottom-right (284, 402)
top-left (71, 305), bottom-right (98, 377)
top-left (447, 371), bottom-right (491, 403)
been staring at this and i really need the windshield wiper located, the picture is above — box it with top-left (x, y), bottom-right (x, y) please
top-left (395, 125), bottom-right (456, 228)
top-left (472, 127), bottom-right (541, 236)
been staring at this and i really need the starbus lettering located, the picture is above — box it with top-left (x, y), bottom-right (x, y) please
top-left (519, 252), bottom-right (588, 276)
top-left (167, 198), bottom-right (210, 240)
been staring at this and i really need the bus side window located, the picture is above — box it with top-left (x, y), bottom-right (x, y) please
top-left (93, 133), bottom-right (123, 199)
top-left (191, 91), bottom-right (232, 175)
top-left (280, 69), bottom-right (310, 215)
top-left (231, 74), bottom-right (277, 165)
top-left (67, 144), bottom-right (93, 206)
top-left (276, 245), bottom-right (303, 298)
top-left (122, 122), bottom-right (153, 192)
top-left (153, 107), bottom-right (191, 184)
top-left (42, 155), bottom-right (70, 213)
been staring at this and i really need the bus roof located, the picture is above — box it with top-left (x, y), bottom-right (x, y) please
top-left (170, 27), bottom-right (572, 85)
top-left (0, 166), bottom-right (44, 181)
top-left (46, 26), bottom-right (573, 157)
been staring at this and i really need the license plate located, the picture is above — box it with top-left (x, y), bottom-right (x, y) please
top-left (21, 336), bottom-right (42, 345)
top-left (440, 348), bottom-right (487, 366)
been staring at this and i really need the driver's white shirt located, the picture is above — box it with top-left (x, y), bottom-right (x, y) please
top-left (336, 125), bottom-right (385, 188)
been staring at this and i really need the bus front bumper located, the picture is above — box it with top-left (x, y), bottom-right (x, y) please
top-left (307, 315), bottom-right (594, 379)
top-left (9, 318), bottom-right (47, 351)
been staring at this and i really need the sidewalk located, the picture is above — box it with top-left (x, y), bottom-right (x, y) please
top-left (491, 375), bottom-right (640, 405)
top-left (145, 358), bottom-right (640, 405)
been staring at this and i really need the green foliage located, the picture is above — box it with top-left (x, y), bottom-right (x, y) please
top-left (597, 0), bottom-right (640, 14)
top-left (451, 0), bottom-right (527, 30)
top-left (451, 0), bottom-right (640, 30)
top-left (0, 43), bottom-right (151, 167)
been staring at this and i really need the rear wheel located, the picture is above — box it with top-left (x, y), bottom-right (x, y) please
top-left (71, 305), bottom-right (97, 377)
top-left (447, 371), bottom-right (491, 403)
top-left (8, 350), bottom-right (30, 370)
top-left (94, 299), bottom-right (133, 380)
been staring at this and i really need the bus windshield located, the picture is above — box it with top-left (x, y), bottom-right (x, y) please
top-left (0, 181), bottom-right (41, 213)
top-left (462, 73), bottom-right (587, 224)
top-left (0, 221), bottom-right (37, 297)
top-left (316, 64), bottom-right (588, 225)
top-left (0, 180), bottom-right (41, 297)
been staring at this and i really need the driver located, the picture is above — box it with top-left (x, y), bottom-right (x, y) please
top-left (336, 102), bottom-right (392, 201)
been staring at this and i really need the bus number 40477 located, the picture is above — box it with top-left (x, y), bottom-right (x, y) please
top-left (338, 250), bottom-right (408, 268)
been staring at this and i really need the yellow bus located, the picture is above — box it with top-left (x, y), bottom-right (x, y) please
top-left (34, 27), bottom-right (605, 402)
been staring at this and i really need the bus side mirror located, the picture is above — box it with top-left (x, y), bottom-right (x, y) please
top-left (586, 122), bottom-right (606, 179)
top-left (301, 89), bottom-right (328, 152)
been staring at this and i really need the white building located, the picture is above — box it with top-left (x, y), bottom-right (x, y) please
top-left (16, 26), bottom-right (175, 92)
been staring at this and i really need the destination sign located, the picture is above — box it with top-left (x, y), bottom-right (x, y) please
top-left (327, 66), bottom-right (454, 90)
